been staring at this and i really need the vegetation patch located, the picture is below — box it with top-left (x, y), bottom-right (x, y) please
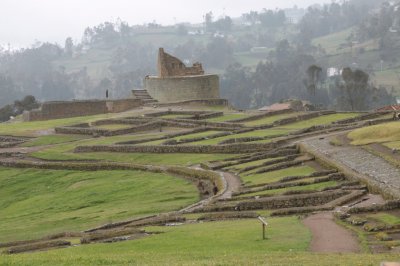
top-left (348, 122), bottom-right (400, 145)
top-left (0, 167), bottom-right (198, 242)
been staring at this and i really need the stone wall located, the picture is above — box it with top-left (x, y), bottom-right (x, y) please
top-left (74, 142), bottom-right (278, 154)
top-left (158, 48), bottom-right (204, 77)
top-left (144, 74), bottom-right (220, 103)
top-left (23, 99), bottom-right (142, 121)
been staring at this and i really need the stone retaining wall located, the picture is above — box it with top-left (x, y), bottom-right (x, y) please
top-left (74, 142), bottom-right (278, 154)
top-left (23, 99), bottom-right (142, 121)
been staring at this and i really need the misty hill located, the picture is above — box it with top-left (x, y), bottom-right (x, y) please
top-left (0, 0), bottom-right (397, 111)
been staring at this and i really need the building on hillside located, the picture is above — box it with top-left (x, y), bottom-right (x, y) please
top-left (141, 48), bottom-right (220, 103)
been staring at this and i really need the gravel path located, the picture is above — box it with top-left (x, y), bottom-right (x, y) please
top-left (300, 136), bottom-right (400, 199)
top-left (303, 212), bottom-right (360, 253)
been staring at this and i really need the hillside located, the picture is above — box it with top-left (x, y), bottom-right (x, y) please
top-left (0, 101), bottom-right (399, 264)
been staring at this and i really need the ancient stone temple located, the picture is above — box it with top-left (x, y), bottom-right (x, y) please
top-left (158, 48), bottom-right (204, 78)
top-left (142, 48), bottom-right (220, 103)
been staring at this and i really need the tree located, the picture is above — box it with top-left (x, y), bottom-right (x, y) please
top-left (340, 68), bottom-right (369, 111)
top-left (305, 65), bottom-right (323, 95)
top-left (176, 24), bottom-right (188, 36)
top-left (64, 37), bottom-right (73, 57)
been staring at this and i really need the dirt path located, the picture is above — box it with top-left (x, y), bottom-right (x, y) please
top-left (217, 172), bottom-right (242, 200)
top-left (180, 171), bottom-right (242, 213)
top-left (303, 212), bottom-right (360, 253)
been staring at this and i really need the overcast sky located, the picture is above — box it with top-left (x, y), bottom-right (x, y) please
top-left (0, 0), bottom-right (332, 48)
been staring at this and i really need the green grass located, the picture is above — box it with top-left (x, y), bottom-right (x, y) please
top-left (31, 140), bottom-right (234, 166)
top-left (2, 217), bottom-right (398, 265)
top-left (241, 165), bottom-right (316, 186)
top-left (21, 135), bottom-right (89, 147)
top-left (349, 122), bottom-right (400, 145)
top-left (281, 113), bottom-right (361, 130)
top-left (94, 124), bottom-right (135, 130)
top-left (0, 217), bottom-right (310, 265)
top-left (384, 141), bottom-right (400, 149)
top-left (141, 130), bottom-right (222, 145)
top-left (366, 213), bottom-right (400, 226)
top-left (244, 113), bottom-right (301, 127)
top-left (0, 113), bottom-right (122, 137)
top-left (237, 181), bottom-right (338, 198)
top-left (0, 167), bottom-right (198, 242)
top-left (206, 113), bottom-right (250, 122)
top-left (189, 128), bottom-right (292, 146)
top-left (227, 157), bottom-right (284, 171)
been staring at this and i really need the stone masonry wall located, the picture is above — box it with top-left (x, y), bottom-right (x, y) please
top-left (23, 99), bottom-right (142, 121)
top-left (144, 75), bottom-right (220, 103)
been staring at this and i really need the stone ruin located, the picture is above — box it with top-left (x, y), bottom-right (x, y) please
top-left (157, 48), bottom-right (204, 78)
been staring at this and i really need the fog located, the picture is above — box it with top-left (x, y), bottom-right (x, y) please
top-left (0, 0), bottom-right (332, 47)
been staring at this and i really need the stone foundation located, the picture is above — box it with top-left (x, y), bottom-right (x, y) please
top-left (144, 74), bottom-right (220, 103)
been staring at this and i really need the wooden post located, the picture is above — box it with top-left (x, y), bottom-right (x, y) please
top-left (258, 216), bottom-right (268, 240)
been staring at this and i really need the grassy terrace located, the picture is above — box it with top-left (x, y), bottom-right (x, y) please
top-left (0, 113), bottom-right (121, 137)
top-left (2, 216), bottom-right (398, 265)
top-left (348, 122), bottom-right (400, 146)
top-left (226, 157), bottom-right (284, 171)
top-left (30, 138), bottom-right (234, 165)
top-left (22, 134), bottom-right (89, 147)
top-left (205, 113), bottom-right (250, 122)
top-left (241, 165), bottom-right (316, 186)
top-left (244, 112), bottom-right (301, 127)
top-left (189, 128), bottom-right (292, 145)
top-left (237, 181), bottom-right (338, 198)
top-left (141, 130), bottom-right (223, 145)
top-left (0, 167), bottom-right (198, 242)
top-left (281, 113), bottom-right (361, 130)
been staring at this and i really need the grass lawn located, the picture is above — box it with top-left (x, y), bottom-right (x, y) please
top-left (189, 128), bottom-right (291, 146)
top-left (281, 113), bottom-right (361, 130)
top-left (348, 122), bottom-right (400, 145)
top-left (94, 124), bottom-right (135, 130)
top-left (21, 135), bottom-right (89, 147)
top-left (237, 181), bottom-right (338, 198)
top-left (206, 113), bottom-right (250, 122)
top-left (0, 113), bottom-right (122, 137)
top-left (31, 141), bottom-right (234, 166)
top-left (227, 157), bottom-right (284, 171)
top-left (244, 113), bottom-right (300, 127)
top-left (2, 217), bottom-right (398, 265)
top-left (384, 141), bottom-right (400, 149)
top-left (241, 165), bottom-right (316, 186)
top-left (0, 167), bottom-right (198, 242)
top-left (366, 213), bottom-right (400, 226)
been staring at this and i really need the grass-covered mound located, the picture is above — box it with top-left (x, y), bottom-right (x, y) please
top-left (348, 122), bottom-right (400, 146)
top-left (0, 167), bottom-right (198, 242)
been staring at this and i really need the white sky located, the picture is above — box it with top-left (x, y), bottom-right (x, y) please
top-left (0, 0), bottom-right (332, 48)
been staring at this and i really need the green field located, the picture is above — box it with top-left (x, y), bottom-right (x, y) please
top-left (241, 165), bottom-right (316, 186)
top-left (244, 113), bottom-right (301, 127)
top-left (0, 113), bottom-right (122, 137)
top-left (1, 216), bottom-right (398, 265)
top-left (281, 113), bottom-right (361, 130)
top-left (348, 122), bottom-right (400, 146)
top-left (0, 167), bottom-right (198, 242)
top-left (238, 181), bottom-right (338, 198)
top-left (189, 128), bottom-right (291, 145)
top-left (206, 113), bottom-right (250, 122)
top-left (22, 134), bottom-right (89, 147)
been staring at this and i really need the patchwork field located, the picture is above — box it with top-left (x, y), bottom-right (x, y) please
top-left (0, 106), bottom-right (398, 264)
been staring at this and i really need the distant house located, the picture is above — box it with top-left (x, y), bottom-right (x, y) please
top-left (376, 105), bottom-right (400, 112)
top-left (327, 67), bottom-right (341, 77)
top-left (259, 100), bottom-right (314, 112)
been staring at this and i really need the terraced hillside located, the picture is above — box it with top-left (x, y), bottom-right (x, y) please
top-left (0, 103), bottom-right (399, 265)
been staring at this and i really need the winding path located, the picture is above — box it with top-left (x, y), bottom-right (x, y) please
top-left (303, 212), bottom-right (359, 253)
